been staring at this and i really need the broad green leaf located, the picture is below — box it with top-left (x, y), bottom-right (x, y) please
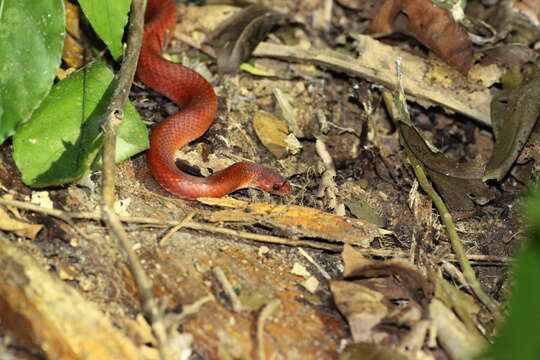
top-left (13, 61), bottom-right (148, 188)
top-left (477, 185), bottom-right (540, 359)
top-left (0, 0), bottom-right (64, 145)
top-left (78, 0), bottom-right (131, 60)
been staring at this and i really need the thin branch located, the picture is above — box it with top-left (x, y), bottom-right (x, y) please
top-left (257, 299), bottom-right (281, 360)
top-left (406, 151), bottom-right (499, 313)
top-left (159, 210), bottom-right (196, 247)
top-left (212, 266), bottom-right (243, 312)
top-left (0, 197), bottom-right (513, 266)
top-left (98, 0), bottom-right (172, 359)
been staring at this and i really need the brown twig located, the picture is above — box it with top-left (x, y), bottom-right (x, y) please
top-left (97, 0), bottom-right (173, 359)
top-left (315, 136), bottom-right (345, 215)
top-left (257, 299), bottom-right (281, 360)
top-left (0, 197), bottom-right (513, 265)
top-left (159, 210), bottom-right (197, 247)
top-left (212, 266), bottom-right (243, 312)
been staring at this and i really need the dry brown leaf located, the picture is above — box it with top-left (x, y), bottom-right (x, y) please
top-left (198, 197), bottom-right (385, 247)
top-left (399, 123), bottom-right (495, 216)
top-left (62, 0), bottom-right (84, 69)
top-left (331, 245), bottom-right (433, 351)
top-left (0, 206), bottom-right (42, 240)
top-left (252, 110), bottom-right (290, 159)
top-left (366, 0), bottom-right (473, 74)
top-left (210, 5), bottom-right (288, 73)
top-left (484, 66), bottom-right (540, 182)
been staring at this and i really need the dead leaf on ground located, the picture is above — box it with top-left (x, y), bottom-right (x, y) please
top-left (0, 206), bottom-right (42, 240)
top-left (331, 245), bottom-right (434, 356)
top-left (491, 0), bottom-right (540, 45)
top-left (252, 110), bottom-right (290, 159)
top-left (198, 197), bottom-right (386, 247)
top-left (399, 123), bottom-right (495, 217)
top-left (210, 5), bottom-right (289, 73)
top-left (366, 0), bottom-right (473, 74)
top-left (484, 66), bottom-right (540, 182)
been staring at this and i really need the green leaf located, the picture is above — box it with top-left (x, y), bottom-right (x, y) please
top-left (78, 0), bottom-right (131, 60)
top-left (12, 61), bottom-right (148, 188)
top-left (0, 0), bottom-right (65, 145)
top-left (477, 184), bottom-right (540, 360)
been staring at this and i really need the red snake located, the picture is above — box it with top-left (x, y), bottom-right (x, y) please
top-left (136, 0), bottom-right (291, 199)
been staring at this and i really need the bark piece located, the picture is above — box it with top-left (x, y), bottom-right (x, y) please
top-left (0, 236), bottom-right (139, 360)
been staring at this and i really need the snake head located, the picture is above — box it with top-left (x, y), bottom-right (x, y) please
top-left (251, 166), bottom-right (292, 196)
top-left (268, 179), bottom-right (292, 196)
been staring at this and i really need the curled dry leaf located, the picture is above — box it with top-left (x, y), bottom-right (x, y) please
top-left (484, 66), bottom-right (540, 182)
top-left (331, 245), bottom-right (433, 350)
top-left (254, 37), bottom-right (493, 125)
top-left (210, 5), bottom-right (288, 73)
top-left (366, 0), bottom-right (473, 74)
top-left (0, 206), bottom-right (42, 240)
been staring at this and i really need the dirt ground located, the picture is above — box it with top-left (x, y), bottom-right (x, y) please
top-left (0, 0), bottom-right (533, 359)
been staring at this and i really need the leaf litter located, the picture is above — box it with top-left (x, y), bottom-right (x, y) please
top-left (0, 0), bottom-right (536, 358)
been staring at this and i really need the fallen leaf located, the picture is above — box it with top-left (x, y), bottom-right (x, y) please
top-left (344, 198), bottom-right (386, 228)
top-left (366, 0), bottom-right (473, 74)
top-left (0, 207), bottom-right (42, 240)
top-left (430, 299), bottom-right (488, 360)
top-left (252, 110), bottom-right (290, 159)
top-left (484, 66), bottom-right (540, 182)
top-left (331, 245), bottom-right (434, 352)
top-left (399, 123), bottom-right (495, 216)
top-left (210, 5), bottom-right (288, 73)
top-left (330, 281), bottom-right (388, 343)
top-left (175, 4), bottom-right (239, 52)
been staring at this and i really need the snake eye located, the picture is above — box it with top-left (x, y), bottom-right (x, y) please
top-left (272, 183), bottom-right (281, 191)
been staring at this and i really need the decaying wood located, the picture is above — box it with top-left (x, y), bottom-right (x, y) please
top-left (0, 235), bottom-right (139, 360)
